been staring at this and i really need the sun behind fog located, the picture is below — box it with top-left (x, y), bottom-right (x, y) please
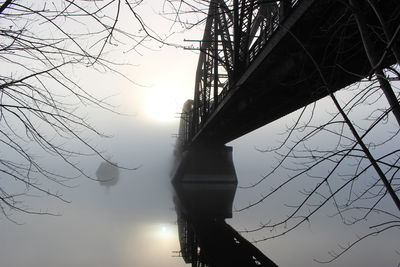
top-left (145, 85), bottom-right (187, 122)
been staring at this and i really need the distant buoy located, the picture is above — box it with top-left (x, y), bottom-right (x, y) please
top-left (96, 161), bottom-right (120, 188)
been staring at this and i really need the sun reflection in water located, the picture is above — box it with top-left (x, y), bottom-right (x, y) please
top-left (120, 222), bottom-right (181, 267)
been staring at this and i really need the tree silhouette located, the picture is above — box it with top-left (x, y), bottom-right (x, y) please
top-left (230, 0), bottom-right (400, 263)
top-left (0, 0), bottom-right (166, 221)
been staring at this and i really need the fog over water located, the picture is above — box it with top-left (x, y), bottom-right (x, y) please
top-left (1, 3), bottom-right (399, 267)
top-left (1, 85), bottom-right (399, 267)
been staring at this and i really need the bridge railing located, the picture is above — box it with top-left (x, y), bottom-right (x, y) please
top-left (248, 0), bottom-right (301, 63)
top-left (248, 6), bottom-right (280, 63)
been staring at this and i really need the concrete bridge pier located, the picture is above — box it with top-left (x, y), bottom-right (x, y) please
top-left (172, 145), bottom-right (237, 220)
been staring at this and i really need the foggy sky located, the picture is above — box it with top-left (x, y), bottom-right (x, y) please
top-left (1, 2), bottom-right (399, 267)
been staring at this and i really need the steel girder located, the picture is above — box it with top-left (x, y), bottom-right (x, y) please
top-left (189, 0), bottom-right (297, 146)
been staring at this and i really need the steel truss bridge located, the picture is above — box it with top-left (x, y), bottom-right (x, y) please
top-left (174, 0), bottom-right (400, 266)
top-left (178, 0), bottom-right (400, 148)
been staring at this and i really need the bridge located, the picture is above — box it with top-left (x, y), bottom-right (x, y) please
top-left (178, 0), bottom-right (400, 148)
top-left (172, 0), bottom-right (400, 266)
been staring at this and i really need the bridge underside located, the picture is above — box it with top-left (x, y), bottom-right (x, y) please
top-left (192, 0), bottom-right (399, 145)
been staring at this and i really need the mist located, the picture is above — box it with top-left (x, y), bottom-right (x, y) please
top-left (1, 1), bottom-right (399, 267)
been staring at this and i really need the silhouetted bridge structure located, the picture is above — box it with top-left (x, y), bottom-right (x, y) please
top-left (172, 0), bottom-right (400, 266)
top-left (178, 0), bottom-right (399, 148)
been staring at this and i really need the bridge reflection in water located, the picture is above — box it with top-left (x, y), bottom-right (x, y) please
top-left (172, 146), bottom-right (277, 267)
top-left (171, 0), bottom-right (400, 265)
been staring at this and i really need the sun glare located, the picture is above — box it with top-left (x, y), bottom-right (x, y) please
top-left (145, 85), bottom-right (186, 122)
top-left (156, 224), bottom-right (174, 239)
top-left (121, 223), bottom-right (179, 266)
top-left (142, 223), bottom-right (176, 241)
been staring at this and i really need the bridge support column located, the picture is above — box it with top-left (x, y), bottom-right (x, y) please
top-left (172, 145), bottom-right (238, 219)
